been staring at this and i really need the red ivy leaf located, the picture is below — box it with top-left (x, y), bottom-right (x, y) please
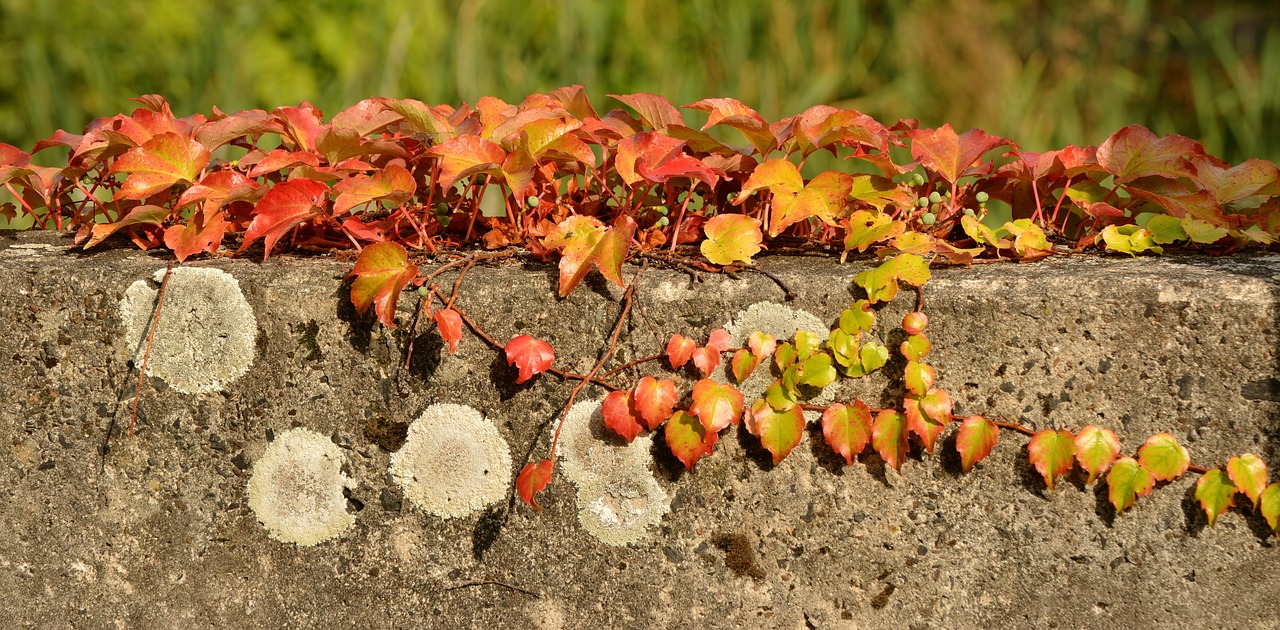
top-left (505, 335), bottom-right (555, 384)
top-left (1028, 429), bottom-right (1076, 491)
top-left (348, 241), bottom-right (419, 328)
top-left (163, 210), bottom-right (226, 262)
top-left (238, 178), bottom-right (331, 259)
top-left (516, 459), bottom-right (554, 511)
top-left (821, 401), bottom-right (873, 465)
top-left (434, 307), bottom-right (463, 354)
top-left (273, 104), bottom-right (326, 153)
top-left (177, 170), bottom-right (262, 211)
top-left (872, 409), bottom-right (909, 472)
top-left (110, 132), bottom-right (211, 201)
top-left (633, 376), bottom-right (678, 430)
top-left (684, 97), bottom-right (777, 156)
top-left (542, 215), bottom-right (636, 297)
top-left (331, 98), bottom-right (403, 136)
top-left (908, 124), bottom-right (1010, 184)
top-left (666, 334), bottom-right (696, 369)
top-left (955, 415), bottom-right (999, 473)
top-left (614, 131), bottom-right (686, 186)
top-left (245, 148), bottom-right (321, 178)
top-left (1097, 124), bottom-right (1202, 182)
top-left (333, 163), bottom-right (417, 216)
top-left (602, 390), bottom-right (644, 442)
top-left (689, 379), bottom-right (744, 433)
top-left (81, 204), bottom-right (169, 250)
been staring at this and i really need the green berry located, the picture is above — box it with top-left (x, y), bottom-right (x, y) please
top-left (657, 216), bottom-right (670, 227)
top-left (526, 195), bottom-right (540, 208)
top-left (912, 173), bottom-right (926, 186)
top-left (921, 212), bottom-right (937, 225)
top-left (975, 191), bottom-right (990, 203)
top-left (917, 197), bottom-right (930, 208)
top-left (417, 286), bottom-right (428, 298)
top-left (929, 191), bottom-right (942, 204)
top-left (964, 208), bottom-right (976, 217)
top-left (656, 205), bottom-right (670, 216)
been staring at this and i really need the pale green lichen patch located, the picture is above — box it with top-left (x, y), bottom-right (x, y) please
top-left (246, 428), bottom-right (355, 546)
top-left (389, 403), bottom-right (512, 519)
top-left (556, 398), bottom-right (653, 486)
top-left (119, 267), bottom-right (257, 394)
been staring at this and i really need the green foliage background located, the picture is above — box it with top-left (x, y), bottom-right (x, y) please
top-left (0, 0), bottom-right (1277, 163)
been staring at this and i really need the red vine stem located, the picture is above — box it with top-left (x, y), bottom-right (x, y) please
top-left (601, 353), bottom-right (664, 378)
top-left (130, 262), bottom-right (174, 437)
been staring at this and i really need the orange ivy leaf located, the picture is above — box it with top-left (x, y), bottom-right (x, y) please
top-left (332, 163), bottom-right (416, 215)
top-left (609, 92), bottom-right (685, 130)
top-left (239, 178), bottom-right (330, 260)
top-left (1097, 124), bottom-right (1202, 182)
top-left (434, 307), bottom-right (463, 354)
top-left (427, 135), bottom-right (506, 190)
top-left (955, 415), bottom-right (999, 473)
top-left (904, 388), bottom-right (952, 454)
top-left (907, 123), bottom-right (1009, 184)
top-left (747, 399), bottom-right (805, 464)
top-left (683, 97), bottom-right (777, 156)
top-left (1106, 456), bottom-right (1155, 514)
top-left (1226, 453), bottom-right (1268, 510)
top-left (730, 349), bottom-right (758, 383)
top-left (666, 334), bottom-right (696, 370)
top-left (690, 379), bottom-right (744, 433)
top-left (82, 204), bottom-right (169, 250)
top-left (701, 213), bottom-right (763, 265)
top-left (690, 347), bottom-right (721, 377)
top-left (1137, 433), bottom-right (1190, 481)
top-left (705, 329), bottom-right (732, 353)
top-left (504, 335), bottom-right (555, 384)
top-left (602, 390), bottom-right (644, 442)
top-left (1195, 469), bottom-right (1237, 527)
top-left (542, 215), bottom-right (636, 297)
top-left (1261, 484), bottom-right (1280, 534)
top-left (163, 209), bottom-right (226, 262)
top-left (516, 459), bottom-right (554, 511)
top-left (633, 376), bottom-right (678, 430)
top-left (665, 410), bottom-right (715, 470)
top-left (821, 401), bottom-right (872, 465)
top-left (348, 241), bottom-right (418, 328)
top-left (872, 409), bottom-right (909, 472)
top-left (1028, 429), bottom-right (1075, 491)
top-left (748, 331), bottom-right (777, 360)
top-left (1074, 425), bottom-right (1122, 484)
top-left (110, 131), bottom-right (211, 201)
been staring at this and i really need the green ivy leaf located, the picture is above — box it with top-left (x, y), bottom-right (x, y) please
top-left (1074, 425), bottom-right (1122, 484)
top-left (1195, 469), bottom-right (1237, 527)
top-left (797, 351), bottom-right (837, 388)
top-left (1180, 216), bottom-right (1229, 244)
top-left (904, 361), bottom-right (935, 396)
top-left (1028, 429), bottom-right (1076, 491)
top-left (1144, 214), bottom-right (1188, 244)
top-left (1137, 433), bottom-right (1190, 481)
top-left (1260, 483), bottom-right (1280, 534)
top-left (1225, 453), bottom-right (1268, 510)
top-left (1107, 456), bottom-right (1155, 514)
top-left (900, 333), bottom-right (932, 362)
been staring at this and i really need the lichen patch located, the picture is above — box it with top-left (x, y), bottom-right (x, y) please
top-left (575, 472), bottom-right (669, 547)
top-left (389, 403), bottom-right (513, 519)
top-left (556, 398), bottom-right (654, 486)
top-left (721, 301), bottom-right (838, 408)
top-left (247, 428), bottom-right (355, 546)
top-left (119, 267), bottom-right (256, 394)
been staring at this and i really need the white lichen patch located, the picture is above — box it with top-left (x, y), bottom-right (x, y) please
top-left (247, 428), bottom-right (355, 546)
top-left (721, 301), bottom-right (837, 406)
top-left (556, 398), bottom-right (654, 486)
top-left (390, 403), bottom-right (513, 519)
top-left (119, 267), bottom-right (257, 394)
top-left (575, 472), bottom-right (670, 547)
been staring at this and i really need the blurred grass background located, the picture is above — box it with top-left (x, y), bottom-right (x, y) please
top-left (0, 0), bottom-right (1276, 164)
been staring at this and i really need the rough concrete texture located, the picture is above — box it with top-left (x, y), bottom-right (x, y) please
top-left (1, 230), bottom-right (1278, 629)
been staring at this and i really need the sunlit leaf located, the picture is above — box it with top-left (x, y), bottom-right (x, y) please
top-left (1137, 433), bottom-right (1190, 481)
top-left (504, 335), bottom-right (555, 384)
top-left (955, 415), bottom-right (999, 473)
top-left (110, 132), bottom-right (210, 200)
top-left (821, 401), bottom-right (872, 465)
top-left (908, 124), bottom-right (1010, 184)
top-left (427, 135), bottom-right (506, 189)
top-left (1097, 124), bottom-right (1202, 182)
top-left (542, 215), bottom-right (636, 297)
top-left (1028, 429), bottom-right (1075, 491)
top-left (1107, 456), bottom-right (1155, 514)
top-left (434, 307), bottom-right (463, 354)
top-left (348, 241), bottom-right (418, 328)
top-left (690, 379), bottom-right (744, 433)
top-left (1226, 453), bottom-right (1268, 510)
top-left (1261, 483), bottom-right (1280, 534)
top-left (665, 410), bottom-right (714, 470)
top-left (602, 389), bottom-right (644, 442)
top-left (684, 97), bottom-right (777, 155)
top-left (516, 459), bottom-right (554, 511)
top-left (1195, 469), bottom-right (1237, 527)
top-left (666, 334), bottom-right (696, 370)
top-left (747, 399), bottom-right (805, 464)
top-left (872, 409), bottom-right (909, 472)
top-left (633, 376), bottom-right (678, 430)
top-left (701, 213), bottom-right (763, 265)
top-left (238, 178), bottom-right (331, 259)
top-left (333, 163), bottom-right (417, 215)
top-left (1074, 425), bottom-right (1122, 484)
top-left (164, 209), bottom-right (226, 262)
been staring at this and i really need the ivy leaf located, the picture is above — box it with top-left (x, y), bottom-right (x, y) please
top-left (427, 135), bottom-right (506, 190)
top-left (854, 253), bottom-right (931, 304)
top-left (614, 131), bottom-right (685, 185)
top-left (872, 409), bottom-right (909, 472)
top-left (730, 349), bottom-right (759, 383)
top-left (907, 124), bottom-right (1009, 184)
top-left (1226, 453), bottom-right (1268, 510)
top-left (542, 215), bottom-right (636, 297)
top-left (1106, 456), bottom-right (1155, 514)
top-left (955, 415), bottom-right (999, 473)
top-left (1144, 214), bottom-right (1188, 244)
top-left (683, 97), bottom-right (777, 156)
top-left (904, 388), bottom-right (952, 454)
top-left (434, 307), bottom-right (463, 354)
top-left (821, 401), bottom-right (873, 465)
top-left (1261, 484), bottom-right (1280, 534)
top-left (163, 210), bottom-right (227, 262)
top-left (841, 301), bottom-right (876, 333)
top-left (690, 347), bottom-right (721, 377)
top-left (239, 178), bottom-right (331, 259)
top-left (348, 241), bottom-right (418, 328)
top-left (504, 335), bottom-right (555, 384)
top-left (666, 334), bottom-right (696, 369)
top-left (1028, 429), bottom-right (1076, 491)
top-left (690, 379), bottom-right (744, 433)
top-left (736, 158), bottom-right (804, 201)
top-left (904, 361), bottom-right (936, 396)
top-left (516, 459), bottom-right (554, 511)
top-left (747, 399), bottom-right (805, 464)
top-left (701, 213), bottom-right (763, 265)
top-left (665, 410), bottom-right (714, 470)
top-left (1137, 433), bottom-right (1190, 481)
top-left (796, 351), bottom-right (837, 388)
top-left (1096, 124), bottom-right (1201, 182)
top-left (177, 170), bottom-right (262, 211)
top-left (1195, 469), bottom-right (1237, 527)
top-left (1074, 425), bottom-right (1122, 484)
top-left (633, 376), bottom-right (678, 430)
top-left (1192, 156), bottom-right (1280, 206)
top-left (1100, 224), bottom-right (1163, 257)
top-left (82, 204), bottom-right (170, 250)
top-left (705, 328), bottom-right (732, 353)
top-left (843, 209), bottom-right (906, 256)
top-left (608, 92), bottom-right (685, 130)
top-left (749, 331), bottom-right (777, 360)
top-left (1180, 217), bottom-right (1229, 244)
top-left (110, 132), bottom-right (211, 201)
top-left (332, 163), bottom-right (416, 216)
top-left (602, 390), bottom-right (644, 442)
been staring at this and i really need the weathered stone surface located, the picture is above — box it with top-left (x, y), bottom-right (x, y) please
top-left (1, 230), bottom-right (1278, 629)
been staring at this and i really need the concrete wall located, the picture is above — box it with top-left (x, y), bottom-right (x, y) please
top-left (2, 230), bottom-right (1278, 629)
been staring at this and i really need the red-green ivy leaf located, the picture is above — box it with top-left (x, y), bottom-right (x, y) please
top-left (434, 307), bottom-right (463, 354)
top-left (634, 376), bottom-right (678, 430)
top-left (1226, 453), bottom-right (1268, 510)
top-left (110, 132), bottom-right (211, 201)
top-left (690, 379), bottom-right (744, 433)
top-left (1107, 456), bottom-right (1155, 514)
top-left (505, 335), bottom-right (555, 384)
top-left (907, 124), bottom-right (1009, 184)
top-left (516, 459), bottom-right (554, 511)
top-left (821, 401), bottom-right (872, 465)
top-left (602, 390), bottom-right (644, 442)
top-left (333, 163), bottom-right (417, 216)
top-left (1028, 429), bottom-right (1076, 491)
top-left (665, 410), bottom-right (714, 470)
top-left (1137, 432), bottom-right (1190, 481)
top-left (1195, 469), bottom-right (1237, 527)
top-left (542, 215), bottom-right (635, 297)
top-left (1261, 484), bottom-right (1280, 534)
top-left (349, 241), bottom-right (418, 328)
top-left (666, 334), bottom-right (696, 369)
top-left (82, 204), bottom-right (170, 250)
top-left (164, 210), bottom-right (226, 262)
top-left (747, 399), bottom-right (805, 464)
top-left (428, 135), bottom-right (506, 190)
top-left (730, 349), bottom-right (759, 383)
top-left (1097, 124), bottom-right (1201, 182)
top-left (701, 213), bottom-right (763, 265)
top-left (872, 409), bottom-right (909, 472)
top-left (684, 97), bottom-right (777, 156)
top-left (955, 415), bottom-right (999, 473)
top-left (177, 170), bottom-right (262, 211)
top-left (239, 178), bottom-right (330, 259)
top-left (609, 92), bottom-right (685, 131)
top-left (904, 361), bottom-right (935, 396)
top-left (1074, 425), bottom-right (1122, 484)
top-left (904, 388), bottom-right (952, 454)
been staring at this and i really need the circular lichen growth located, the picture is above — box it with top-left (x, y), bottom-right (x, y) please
top-left (247, 428), bottom-right (355, 546)
top-left (119, 267), bottom-right (257, 394)
top-left (390, 403), bottom-right (513, 519)
top-left (556, 398), bottom-right (654, 486)
top-left (575, 472), bottom-right (670, 547)
top-left (721, 301), bottom-right (836, 406)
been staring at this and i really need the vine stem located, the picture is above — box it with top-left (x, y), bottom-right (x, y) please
top-left (130, 262), bottom-right (174, 437)
top-left (443, 580), bottom-right (538, 598)
top-left (601, 353), bottom-right (663, 379)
